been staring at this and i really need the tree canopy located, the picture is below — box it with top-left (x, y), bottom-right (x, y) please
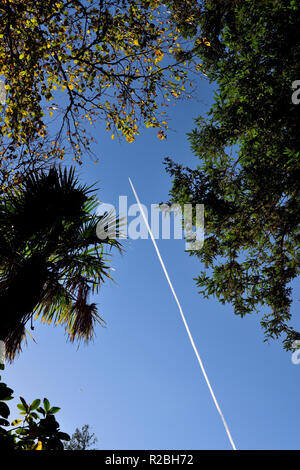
top-left (165, 0), bottom-right (300, 350)
top-left (0, 0), bottom-right (207, 190)
top-left (0, 377), bottom-right (70, 451)
top-left (64, 424), bottom-right (98, 450)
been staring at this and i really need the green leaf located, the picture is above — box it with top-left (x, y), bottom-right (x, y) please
top-left (43, 398), bottom-right (50, 412)
top-left (19, 396), bottom-right (28, 410)
top-left (0, 418), bottom-right (9, 426)
top-left (30, 399), bottom-right (41, 411)
top-left (49, 406), bottom-right (60, 414)
top-left (15, 428), bottom-right (27, 435)
top-left (0, 384), bottom-right (13, 401)
top-left (1, 396), bottom-right (13, 401)
top-left (0, 402), bottom-right (10, 419)
top-left (17, 403), bottom-right (26, 412)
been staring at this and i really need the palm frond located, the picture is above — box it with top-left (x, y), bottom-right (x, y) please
top-left (5, 323), bottom-right (27, 362)
top-left (0, 166), bottom-right (122, 360)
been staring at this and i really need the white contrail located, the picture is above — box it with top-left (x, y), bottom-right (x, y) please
top-left (128, 177), bottom-right (237, 451)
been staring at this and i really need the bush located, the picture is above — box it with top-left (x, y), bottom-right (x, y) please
top-left (0, 366), bottom-right (70, 450)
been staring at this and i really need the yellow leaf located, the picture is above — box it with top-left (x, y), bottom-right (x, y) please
top-left (202, 37), bottom-right (211, 46)
top-left (11, 419), bottom-right (22, 426)
top-left (35, 441), bottom-right (42, 451)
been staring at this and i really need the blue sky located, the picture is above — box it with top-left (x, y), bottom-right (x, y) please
top-left (3, 74), bottom-right (300, 450)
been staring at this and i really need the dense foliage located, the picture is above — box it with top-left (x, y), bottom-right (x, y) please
top-left (165, 0), bottom-right (300, 349)
top-left (0, 369), bottom-right (70, 450)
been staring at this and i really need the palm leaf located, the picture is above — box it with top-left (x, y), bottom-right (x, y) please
top-left (0, 166), bottom-right (122, 360)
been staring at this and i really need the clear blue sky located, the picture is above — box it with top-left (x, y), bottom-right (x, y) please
top-left (4, 75), bottom-right (300, 450)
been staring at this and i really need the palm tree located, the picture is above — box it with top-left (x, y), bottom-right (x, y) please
top-left (0, 166), bottom-right (121, 360)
